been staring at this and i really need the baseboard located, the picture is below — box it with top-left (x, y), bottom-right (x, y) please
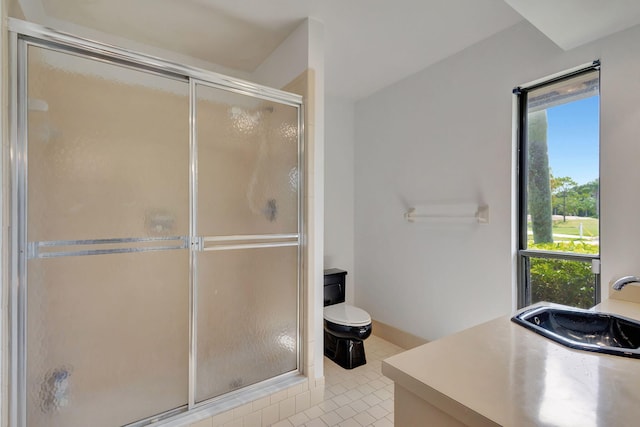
top-left (372, 319), bottom-right (428, 349)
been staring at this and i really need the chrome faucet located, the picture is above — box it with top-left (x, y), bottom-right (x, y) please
top-left (610, 276), bottom-right (640, 291)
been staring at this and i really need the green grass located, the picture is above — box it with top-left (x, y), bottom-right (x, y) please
top-left (551, 217), bottom-right (599, 237)
top-left (527, 216), bottom-right (599, 241)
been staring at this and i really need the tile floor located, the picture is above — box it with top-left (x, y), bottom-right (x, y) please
top-left (274, 335), bottom-right (403, 427)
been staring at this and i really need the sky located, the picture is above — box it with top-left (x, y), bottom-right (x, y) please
top-left (545, 96), bottom-right (599, 185)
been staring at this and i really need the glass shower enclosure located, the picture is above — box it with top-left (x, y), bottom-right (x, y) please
top-left (9, 20), bottom-right (303, 427)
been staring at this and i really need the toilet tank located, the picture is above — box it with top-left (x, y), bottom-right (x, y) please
top-left (324, 268), bottom-right (347, 306)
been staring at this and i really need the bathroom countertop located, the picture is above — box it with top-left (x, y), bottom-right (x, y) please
top-left (381, 299), bottom-right (640, 426)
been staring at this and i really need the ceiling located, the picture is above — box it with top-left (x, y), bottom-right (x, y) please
top-left (13, 0), bottom-right (640, 101)
top-left (504, 0), bottom-right (640, 50)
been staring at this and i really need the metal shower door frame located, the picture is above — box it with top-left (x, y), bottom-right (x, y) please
top-left (7, 18), bottom-right (304, 427)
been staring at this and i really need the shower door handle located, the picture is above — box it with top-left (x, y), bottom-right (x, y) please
top-left (26, 236), bottom-right (189, 259)
top-left (194, 234), bottom-right (299, 252)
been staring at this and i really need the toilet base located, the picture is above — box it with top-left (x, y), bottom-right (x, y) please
top-left (324, 330), bottom-right (367, 369)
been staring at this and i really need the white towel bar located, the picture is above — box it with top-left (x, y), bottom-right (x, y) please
top-left (404, 204), bottom-right (489, 224)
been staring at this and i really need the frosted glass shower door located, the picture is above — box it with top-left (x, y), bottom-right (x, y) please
top-left (194, 83), bottom-right (300, 402)
top-left (23, 45), bottom-right (190, 426)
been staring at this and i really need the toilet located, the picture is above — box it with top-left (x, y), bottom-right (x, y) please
top-left (323, 268), bottom-right (372, 369)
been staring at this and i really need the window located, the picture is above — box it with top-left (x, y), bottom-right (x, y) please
top-left (515, 63), bottom-right (600, 309)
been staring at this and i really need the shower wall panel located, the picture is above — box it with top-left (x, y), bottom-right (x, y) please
top-left (195, 84), bottom-right (299, 236)
top-left (195, 247), bottom-right (298, 401)
top-left (27, 252), bottom-right (189, 427)
top-left (27, 47), bottom-right (190, 241)
top-left (194, 83), bottom-right (300, 402)
top-left (25, 45), bottom-right (190, 426)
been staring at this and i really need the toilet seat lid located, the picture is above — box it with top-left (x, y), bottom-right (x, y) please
top-left (324, 303), bottom-right (371, 327)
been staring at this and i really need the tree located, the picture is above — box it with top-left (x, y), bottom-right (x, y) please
top-left (551, 176), bottom-right (577, 222)
top-left (550, 177), bottom-right (599, 219)
top-left (528, 110), bottom-right (553, 243)
top-left (575, 179), bottom-right (599, 218)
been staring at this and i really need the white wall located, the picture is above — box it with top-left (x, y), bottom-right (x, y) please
top-left (252, 19), bottom-right (310, 90)
top-left (597, 26), bottom-right (640, 300)
top-left (306, 18), bottom-right (326, 383)
top-left (324, 97), bottom-right (356, 303)
top-left (354, 20), bottom-right (640, 341)
top-left (12, 10), bottom-right (252, 81)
